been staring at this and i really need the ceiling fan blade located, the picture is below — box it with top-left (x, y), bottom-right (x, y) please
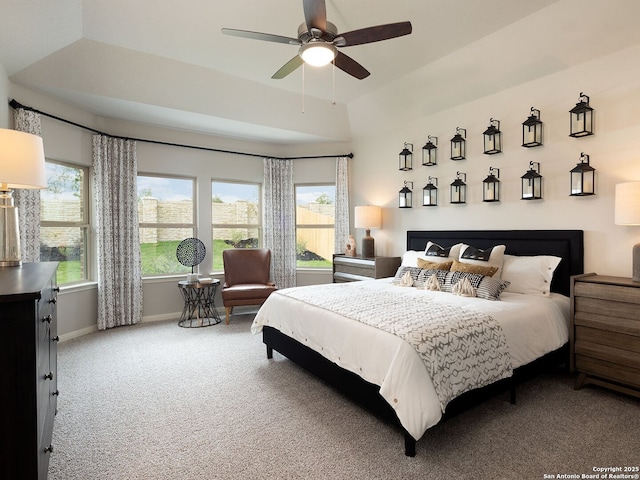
top-left (332, 51), bottom-right (370, 80)
top-left (303, 0), bottom-right (327, 32)
top-left (222, 28), bottom-right (301, 46)
top-left (339, 21), bottom-right (412, 47)
top-left (272, 56), bottom-right (304, 79)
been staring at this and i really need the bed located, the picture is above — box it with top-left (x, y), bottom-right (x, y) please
top-left (251, 230), bottom-right (584, 456)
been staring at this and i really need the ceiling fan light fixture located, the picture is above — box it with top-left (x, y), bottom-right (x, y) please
top-left (299, 41), bottom-right (337, 67)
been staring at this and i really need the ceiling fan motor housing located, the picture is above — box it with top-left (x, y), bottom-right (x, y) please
top-left (297, 21), bottom-right (338, 43)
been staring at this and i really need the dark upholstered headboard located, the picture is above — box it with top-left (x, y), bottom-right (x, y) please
top-left (406, 230), bottom-right (584, 297)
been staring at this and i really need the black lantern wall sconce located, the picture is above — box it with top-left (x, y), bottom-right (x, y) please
top-left (399, 181), bottom-right (413, 208)
top-left (450, 172), bottom-right (467, 204)
top-left (522, 108), bottom-right (543, 147)
top-left (399, 143), bottom-right (413, 171)
top-left (569, 92), bottom-right (594, 138)
top-left (450, 128), bottom-right (466, 161)
top-left (423, 177), bottom-right (438, 206)
top-left (482, 167), bottom-right (500, 202)
top-left (421, 136), bottom-right (438, 166)
top-left (483, 118), bottom-right (502, 155)
top-left (521, 162), bottom-right (543, 200)
top-left (570, 152), bottom-right (596, 196)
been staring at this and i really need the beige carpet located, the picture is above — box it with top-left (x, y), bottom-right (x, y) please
top-left (49, 314), bottom-right (639, 480)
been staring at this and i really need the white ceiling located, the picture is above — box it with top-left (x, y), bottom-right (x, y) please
top-left (2, 0), bottom-right (639, 145)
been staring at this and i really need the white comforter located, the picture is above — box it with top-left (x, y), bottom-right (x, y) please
top-left (251, 278), bottom-right (569, 440)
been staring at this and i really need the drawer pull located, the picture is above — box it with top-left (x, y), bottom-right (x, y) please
top-left (53, 286), bottom-right (60, 293)
top-left (49, 297), bottom-right (57, 304)
top-left (52, 389), bottom-right (60, 396)
top-left (44, 372), bottom-right (53, 381)
top-left (42, 315), bottom-right (52, 324)
top-left (44, 445), bottom-right (53, 454)
top-left (53, 336), bottom-right (60, 342)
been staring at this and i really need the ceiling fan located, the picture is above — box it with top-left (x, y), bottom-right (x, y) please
top-left (222, 0), bottom-right (412, 80)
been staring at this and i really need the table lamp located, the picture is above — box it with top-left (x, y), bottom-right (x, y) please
top-left (0, 128), bottom-right (47, 266)
top-left (615, 181), bottom-right (640, 282)
top-left (354, 205), bottom-right (381, 258)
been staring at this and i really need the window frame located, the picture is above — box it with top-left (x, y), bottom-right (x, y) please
top-left (40, 159), bottom-right (92, 285)
top-left (295, 182), bottom-right (336, 269)
top-left (137, 172), bottom-right (197, 277)
top-left (211, 179), bottom-right (262, 272)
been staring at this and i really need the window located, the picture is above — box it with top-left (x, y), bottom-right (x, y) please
top-left (137, 174), bottom-right (195, 276)
top-left (40, 160), bottom-right (90, 285)
top-left (295, 184), bottom-right (335, 268)
top-left (211, 181), bottom-right (261, 271)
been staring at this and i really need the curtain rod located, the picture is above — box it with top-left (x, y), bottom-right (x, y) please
top-left (8, 99), bottom-right (353, 161)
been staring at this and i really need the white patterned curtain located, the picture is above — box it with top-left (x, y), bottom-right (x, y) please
top-left (334, 156), bottom-right (349, 254)
top-left (13, 108), bottom-right (43, 262)
top-left (93, 134), bottom-right (143, 330)
top-left (263, 158), bottom-right (297, 289)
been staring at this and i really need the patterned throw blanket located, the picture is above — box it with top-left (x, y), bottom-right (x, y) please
top-left (278, 282), bottom-right (513, 411)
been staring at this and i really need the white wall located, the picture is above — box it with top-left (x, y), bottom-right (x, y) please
top-left (0, 62), bottom-right (9, 127)
top-left (349, 45), bottom-right (640, 278)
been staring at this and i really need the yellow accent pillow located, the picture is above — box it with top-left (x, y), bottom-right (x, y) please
top-left (417, 259), bottom-right (453, 271)
top-left (451, 259), bottom-right (498, 277)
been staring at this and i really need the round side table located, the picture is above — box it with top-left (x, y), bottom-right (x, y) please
top-left (177, 279), bottom-right (222, 327)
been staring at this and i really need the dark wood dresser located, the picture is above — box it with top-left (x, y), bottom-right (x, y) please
top-left (0, 262), bottom-right (59, 480)
top-left (570, 273), bottom-right (640, 398)
top-left (333, 254), bottom-right (401, 282)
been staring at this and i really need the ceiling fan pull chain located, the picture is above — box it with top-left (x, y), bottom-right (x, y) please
top-left (332, 61), bottom-right (336, 105)
top-left (302, 63), bottom-right (305, 113)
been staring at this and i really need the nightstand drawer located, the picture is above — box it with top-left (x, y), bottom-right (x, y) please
top-left (574, 281), bottom-right (640, 305)
top-left (575, 296), bottom-right (640, 320)
top-left (575, 325), bottom-right (640, 353)
top-left (334, 261), bottom-right (374, 277)
top-left (575, 355), bottom-right (640, 389)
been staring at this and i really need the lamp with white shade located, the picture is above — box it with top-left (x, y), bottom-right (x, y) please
top-left (0, 128), bottom-right (47, 267)
top-left (615, 181), bottom-right (640, 282)
top-left (354, 205), bottom-right (381, 258)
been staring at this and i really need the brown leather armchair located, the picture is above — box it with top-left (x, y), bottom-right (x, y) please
top-left (221, 248), bottom-right (277, 325)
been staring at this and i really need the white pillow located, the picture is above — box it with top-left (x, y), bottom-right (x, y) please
top-left (401, 250), bottom-right (425, 267)
top-left (423, 242), bottom-right (463, 263)
top-left (458, 244), bottom-right (506, 278)
top-left (501, 254), bottom-right (561, 296)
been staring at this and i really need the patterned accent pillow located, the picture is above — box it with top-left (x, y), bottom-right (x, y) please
top-left (414, 269), bottom-right (448, 289)
top-left (423, 242), bottom-right (463, 263)
top-left (442, 271), bottom-right (510, 300)
top-left (450, 259), bottom-right (498, 277)
top-left (460, 245), bottom-right (494, 261)
top-left (391, 266), bottom-right (422, 285)
top-left (417, 258), bottom-right (453, 271)
top-left (458, 244), bottom-right (506, 278)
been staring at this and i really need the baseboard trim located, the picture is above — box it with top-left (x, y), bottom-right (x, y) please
top-left (59, 309), bottom-right (228, 342)
top-left (59, 325), bottom-right (98, 343)
top-left (141, 312), bottom-right (182, 324)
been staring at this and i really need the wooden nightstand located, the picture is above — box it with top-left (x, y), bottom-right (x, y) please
top-left (333, 254), bottom-right (401, 283)
top-left (570, 273), bottom-right (640, 398)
